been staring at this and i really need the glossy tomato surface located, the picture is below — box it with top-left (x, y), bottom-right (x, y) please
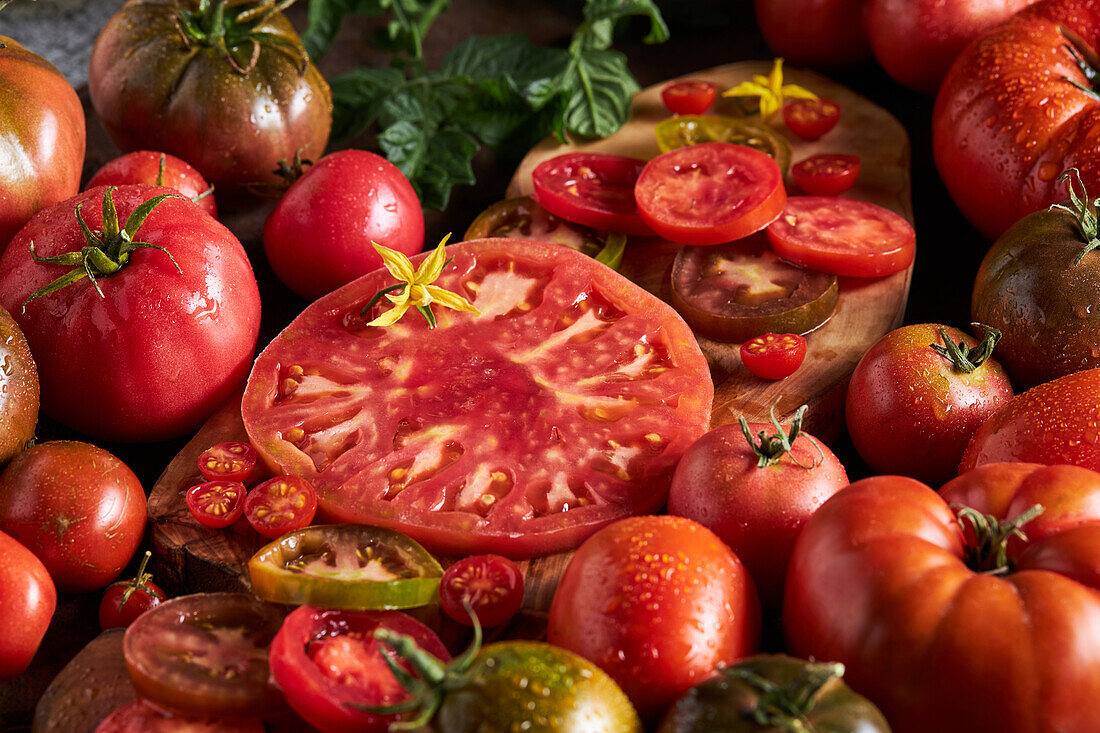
top-left (661, 80), bottom-right (718, 115)
top-left (548, 515), bottom-right (760, 722)
top-left (242, 238), bottom-right (713, 558)
top-left (87, 151), bottom-right (217, 218)
top-left (0, 306), bottom-right (38, 465)
top-left (782, 99), bottom-right (842, 141)
top-left (94, 701), bottom-right (263, 733)
top-left (88, 0), bottom-right (331, 195)
top-left (754, 0), bottom-right (873, 67)
top-left (792, 153), bottom-right (861, 196)
top-left (785, 465), bottom-right (1100, 733)
top-left (244, 475), bottom-right (318, 540)
top-left (99, 552), bottom-right (166, 630)
top-left (0, 529), bottom-right (55, 681)
top-left (263, 150), bottom-right (425, 300)
top-left (739, 333), bottom-right (808, 380)
top-left (0, 185), bottom-right (261, 442)
top-left (654, 115), bottom-right (792, 173)
top-left (0, 441), bottom-right (146, 593)
top-left (531, 152), bottom-right (653, 235)
top-left (0, 36), bottom-right (84, 248)
top-left (438, 554), bottom-right (524, 627)
top-left (187, 481), bottom-right (247, 529)
top-left (197, 442), bottom-right (258, 484)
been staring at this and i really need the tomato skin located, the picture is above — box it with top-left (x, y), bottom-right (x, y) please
top-left (87, 151), bottom-right (217, 219)
top-left (0, 36), bottom-right (85, 249)
top-left (0, 306), bottom-right (38, 465)
top-left (532, 152), bottom-right (653, 235)
top-left (0, 528), bottom-right (55, 681)
top-left (99, 580), bottom-right (165, 631)
top-left (0, 185), bottom-right (261, 442)
top-left (439, 554), bottom-right (524, 627)
top-left (847, 324), bottom-right (1014, 486)
top-left (740, 333), bottom-right (808, 380)
top-left (782, 99), bottom-right (842, 142)
top-left (548, 515), bottom-right (760, 722)
top-left (187, 481), bottom-right (247, 530)
top-left (263, 150), bottom-right (425, 301)
top-left (661, 80), bottom-right (718, 115)
top-left (94, 701), bottom-right (264, 733)
top-left (244, 475), bottom-right (318, 540)
top-left (197, 442), bottom-right (258, 484)
top-left (0, 441), bottom-right (147, 593)
top-left (754, 0), bottom-right (873, 67)
top-left (792, 153), bottom-right (860, 195)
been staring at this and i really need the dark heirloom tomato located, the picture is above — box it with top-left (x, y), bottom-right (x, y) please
top-left (0, 306), bottom-right (38, 465)
top-left (0, 529), bottom-right (55, 681)
top-left (88, 0), bottom-right (332, 195)
top-left (654, 116), bottom-right (792, 173)
top-left (87, 151), bottom-right (217, 218)
top-left (531, 153), bottom-right (653, 235)
top-left (242, 238), bottom-right (712, 558)
top-left (95, 700), bottom-right (264, 732)
top-left (785, 465), bottom-right (1100, 733)
top-left (0, 36), bottom-right (84, 248)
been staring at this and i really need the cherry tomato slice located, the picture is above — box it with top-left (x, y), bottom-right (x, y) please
top-left (439, 554), bottom-right (525, 627)
top-left (197, 441), bottom-right (258, 484)
top-left (244, 476), bottom-right (318, 540)
top-left (94, 700), bottom-right (263, 733)
top-left (782, 98), bottom-right (841, 141)
top-left (792, 154), bottom-right (861, 196)
top-left (100, 550), bottom-right (166, 630)
top-left (123, 593), bottom-right (286, 718)
top-left (661, 80), bottom-right (718, 115)
top-left (740, 333), bottom-right (808, 379)
top-left (669, 233), bottom-right (838, 343)
top-left (766, 196), bottom-right (916, 278)
top-left (654, 115), bottom-right (792, 173)
top-left (249, 524), bottom-right (443, 610)
top-left (635, 142), bottom-right (787, 246)
top-left (186, 481), bottom-right (247, 529)
top-left (531, 153), bottom-right (654, 236)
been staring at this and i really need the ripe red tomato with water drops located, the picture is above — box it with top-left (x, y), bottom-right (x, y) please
top-left (439, 554), bottom-right (524, 627)
top-left (532, 152), bottom-right (653, 235)
top-left (0, 305), bottom-right (38, 465)
top-left (0, 529), bottom-right (55, 681)
top-left (755, 0), bottom-right (873, 68)
top-left (661, 80), bottom-right (718, 115)
top-left (740, 333), bottom-right (807, 380)
top-left (100, 551), bottom-right (166, 630)
top-left (783, 99), bottom-right (842, 141)
top-left (198, 442), bottom-right (258, 484)
top-left (792, 154), bottom-right (861, 195)
top-left (245, 476), bottom-right (318, 540)
top-left (187, 481), bottom-right (247, 530)
top-left (87, 151), bottom-right (217, 218)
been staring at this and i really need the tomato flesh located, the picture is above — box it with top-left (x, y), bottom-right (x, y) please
top-left (782, 98), bottom-right (841, 140)
top-left (792, 153), bottom-right (861, 196)
top-left (439, 554), bottom-right (525, 627)
top-left (244, 476), bottom-right (318, 540)
top-left (94, 701), bottom-right (263, 733)
top-left (531, 153), bottom-right (653, 235)
top-left (198, 442), bottom-right (258, 484)
top-left (661, 80), bottom-right (718, 115)
top-left (740, 333), bottom-right (808, 380)
top-left (187, 481), bottom-right (247, 530)
top-left (653, 115), bottom-right (792, 173)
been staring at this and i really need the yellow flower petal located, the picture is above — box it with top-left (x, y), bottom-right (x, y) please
top-left (407, 283), bottom-right (434, 307)
top-left (722, 80), bottom-right (769, 98)
top-left (372, 242), bottom-right (416, 283)
top-left (416, 233), bottom-right (451, 284)
top-left (768, 58), bottom-right (784, 94)
top-left (384, 286), bottom-right (411, 306)
top-left (426, 285), bottom-right (480, 314)
top-left (367, 302), bottom-right (411, 327)
top-left (781, 84), bottom-right (817, 101)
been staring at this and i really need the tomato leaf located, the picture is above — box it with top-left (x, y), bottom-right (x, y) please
top-left (380, 121), bottom-right (477, 210)
top-left (302, 0), bottom-right (387, 60)
top-left (330, 66), bottom-right (407, 141)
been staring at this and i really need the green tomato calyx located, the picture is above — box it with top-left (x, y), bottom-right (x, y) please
top-left (174, 0), bottom-right (307, 75)
top-left (112, 550), bottom-right (164, 606)
top-left (740, 402), bottom-right (823, 470)
top-left (729, 660), bottom-right (844, 731)
top-left (954, 503), bottom-right (1044, 575)
top-left (929, 323), bottom-right (1001, 374)
top-left (1048, 167), bottom-right (1100, 265)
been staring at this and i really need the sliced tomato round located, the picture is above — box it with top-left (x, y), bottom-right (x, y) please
top-left (123, 593), bottom-right (286, 719)
top-left (654, 115), bottom-right (792, 173)
top-left (740, 333), bottom-right (807, 379)
top-left (635, 142), bottom-right (786, 246)
top-left (186, 480), bottom-right (247, 529)
top-left (792, 153), bottom-right (861, 196)
top-left (439, 554), bottom-right (525, 627)
top-left (661, 80), bottom-right (718, 115)
top-left (244, 475), bottom-right (318, 540)
top-left (248, 524), bottom-right (443, 610)
top-left (766, 196), bottom-right (916, 278)
top-left (197, 442), bottom-right (258, 484)
top-left (94, 700), bottom-right (263, 733)
top-left (531, 153), bottom-right (653, 236)
top-left (668, 233), bottom-right (838, 343)
top-left (241, 238), bottom-right (713, 558)
top-left (782, 98), bottom-right (841, 141)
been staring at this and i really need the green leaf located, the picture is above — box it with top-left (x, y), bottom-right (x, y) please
top-left (561, 48), bottom-right (639, 138)
top-left (370, 0), bottom-right (451, 60)
top-left (303, 0), bottom-right (386, 60)
top-left (582, 0), bottom-right (670, 46)
top-left (379, 121), bottom-right (477, 210)
top-left (330, 66), bottom-right (407, 142)
top-left (443, 35), bottom-right (569, 107)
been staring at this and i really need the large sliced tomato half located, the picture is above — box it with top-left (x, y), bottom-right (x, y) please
top-left (242, 238), bottom-right (712, 558)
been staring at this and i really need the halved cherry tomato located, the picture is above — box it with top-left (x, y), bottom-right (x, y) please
top-left (99, 550), bottom-right (166, 630)
top-left (439, 554), bottom-right (525, 628)
top-left (782, 98), bottom-right (841, 141)
top-left (531, 153), bottom-right (653, 235)
top-left (123, 593), bottom-right (286, 718)
top-left (94, 700), bottom-right (264, 733)
top-left (792, 153), bottom-right (861, 196)
top-left (244, 475), bottom-right (318, 540)
top-left (197, 442), bottom-right (258, 484)
top-left (740, 333), bottom-right (807, 379)
top-left (767, 196), bottom-right (916, 277)
top-left (654, 115), bottom-right (792, 173)
top-left (661, 80), bottom-right (718, 115)
top-left (669, 234), bottom-right (838, 343)
top-left (635, 142), bottom-right (786, 246)
top-left (186, 481), bottom-right (247, 529)
top-left (248, 524), bottom-right (443, 610)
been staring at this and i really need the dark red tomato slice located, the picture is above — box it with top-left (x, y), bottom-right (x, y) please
top-left (269, 606), bottom-right (450, 733)
top-left (767, 196), bottom-right (916, 278)
top-left (123, 593), bottom-right (286, 719)
top-left (244, 476), bottom-right (318, 540)
top-left (531, 153), bottom-right (654, 236)
top-left (740, 333), bottom-right (807, 380)
top-left (186, 481), bottom-right (247, 529)
top-left (668, 233), bottom-right (838, 343)
top-left (661, 80), bottom-right (718, 115)
top-left (197, 441), bottom-right (258, 484)
top-left (634, 142), bottom-right (786, 246)
top-left (94, 700), bottom-right (263, 733)
top-left (792, 154), bottom-right (861, 196)
top-left (782, 98), bottom-right (841, 141)
top-left (439, 554), bottom-right (525, 627)
top-left (241, 238), bottom-right (713, 558)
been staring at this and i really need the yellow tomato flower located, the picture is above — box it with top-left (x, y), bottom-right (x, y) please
top-left (722, 58), bottom-right (817, 121)
top-left (366, 234), bottom-right (480, 328)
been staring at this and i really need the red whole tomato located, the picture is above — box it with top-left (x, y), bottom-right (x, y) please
top-left (754, 0), bottom-right (873, 67)
top-left (668, 407), bottom-right (848, 608)
top-left (0, 528), bottom-right (55, 681)
top-left (961, 368), bottom-right (1100, 472)
top-left (197, 442), bottom-right (258, 484)
top-left (0, 36), bottom-right (84, 249)
top-left (847, 324), bottom-right (1014, 486)
top-left (0, 305), bottom-right (38, 465)
top-left (438, 554), bottom-right (524, 627)
top-left (0, 441), bottom-right (146, 593)
top-left (661, 80), bottom-right (718, 115)
top-left (792, 153), bottom-right (861, 195)
top-left (242, 238), bottom-right (712, 558)
top-left (782, 99), bottom-right (842, 142)
top-left (785, 464), bottom-right (1100, 732)
top-left (87, 151), bottom-right (217, 219)
top-left (740, 333), bottom-right (808, 380)
top-left (187, 481), bottom-right (248, 530)
top-left (547, 515), bottom-right (760, 722)
top-left (95, 701), bottom-right (264, 733)
top-left (532, 152), bottom-right (653, 235)
top-left (100, 551), bottom-right (166, 630)
top-left (269, 606), bottom-right (450, 733)
top-left (88, 0), bottom-right (331, 196)
top-left (263, 150), bottom-right (425, 301)
top-left (244, 475), bottom-right (318, 540)
top-left (0, 185), bottom-right (261, 442)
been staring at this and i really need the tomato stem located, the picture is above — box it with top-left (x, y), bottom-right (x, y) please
top-left (116, 550), bottom-right (162, 606)
top-left (953, 503), bottom-right (1044, 575)
top-left (730, 661), bottom-right (844, 731)
top-left (1048, 168), bottom-right (1100, 265)
top-left (739, 402), bottom-right (822, 469)
top-left (173, 0), bottom-right (307, 76)
top-left (929, 323), bottom-right (1001, 373)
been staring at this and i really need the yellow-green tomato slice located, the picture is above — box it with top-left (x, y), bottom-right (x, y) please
top-left (655, 115), bottom-right (792, 173)
top-left (248, 524), bottom-right (443, 610)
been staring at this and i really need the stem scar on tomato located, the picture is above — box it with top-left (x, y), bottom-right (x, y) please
top-left (1048, 167), bottom-right (1100, 264)
top-left (929, 323), bottom-right (1001, 373)
top-left (952, 503), bottom-right (1044, 575)
top-left (173, 0), bottom-right (307, 76)
top-left (739, 403), bottom-right (823, 469)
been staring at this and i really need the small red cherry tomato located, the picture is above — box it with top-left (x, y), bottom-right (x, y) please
top-left (439, 554), bottom-right (525, 628)
top-left (197, 441), bottom-right (258, 484)
top-left (792, 154), bottom-right (861, 196)
top-left (661, 80), bottom-right (718, 115)
top-left (186, 480), bottom-right (247, 530)
top-left (782, 98), bottom-right (841, 141)
top-left (99, 551), bottom-right (166, 630)
top-left (244, 476), bottom-right (318, 540)
top-left (740, 333), bottom-right (807, 379)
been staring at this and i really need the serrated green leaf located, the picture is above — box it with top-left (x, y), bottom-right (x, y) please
top-left (330, 66), bottom-right (407, 142)
top-left (379, 121), bottom-right (476, 210)
top-left (561, 48), bottom-right (639, 138)
top-left (443, 35), bottom-right (569, 107)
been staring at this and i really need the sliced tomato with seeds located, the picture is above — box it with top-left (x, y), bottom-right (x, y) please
top-left (186, 481), bottom-right (247, 529)
top-left (94, 700), bottom-right (263, 733)
top-left (439, 554), bottom-right (524, 627)
top-left (531, 152), bottom-right (653, 236)
top-left (782, 98), bottom-right (841, 141)
top-left (244, 476), bottom-right (318, 540)
top-left (654, 115), bottom-right (792, 173)
top-left (661, 80), bottom-right (718, 115)
top-left (241, 238), bottom-right (713, 558)
top-left (197, 442), bottom-right (258, 484)
top-left (740, 333), bottom-right (808, 380)
top-left (792, 153), bottom-right (861, 196)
